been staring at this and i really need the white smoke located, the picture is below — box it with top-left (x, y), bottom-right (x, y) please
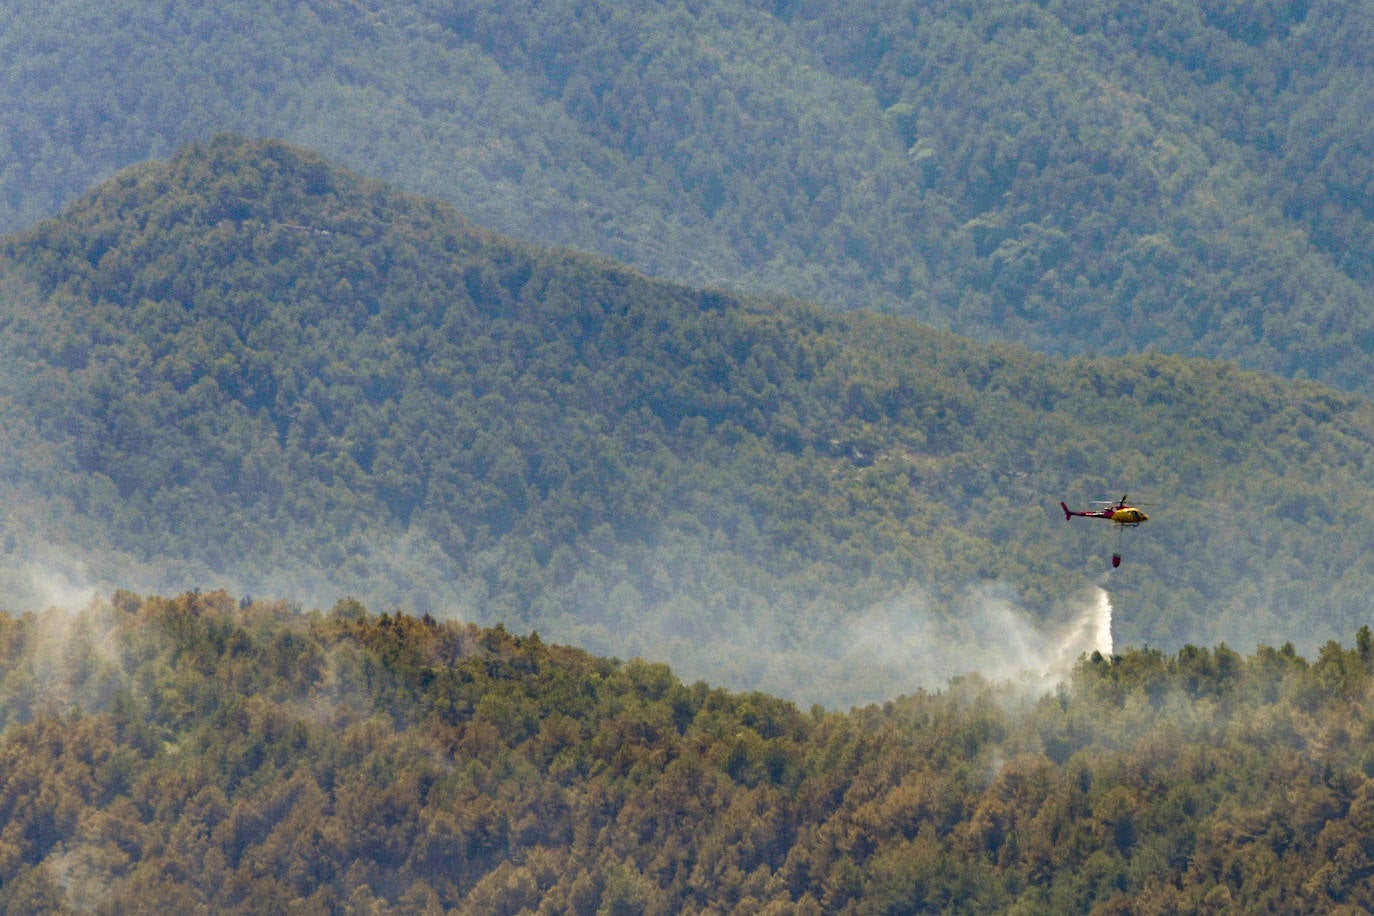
top-left (0, 555), bottom-right (100, 616)
top-left (1032, 584), bottom-right (1113, 690)
top-left (27, 566), bottom-right (99, 614)
top-left (964, 582), bottom-right (1114, 690)
top-left (824, 583), bottom-right (1114, 707)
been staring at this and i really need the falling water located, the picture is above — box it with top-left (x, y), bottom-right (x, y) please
top-left (1048, 586), bottom-right (1114, 674)
top-left (1092, 587), bottom-right (1114, 658)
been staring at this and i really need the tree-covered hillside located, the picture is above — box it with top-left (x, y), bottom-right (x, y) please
top-left (4, 591), bottom-right (1374, 912)
top-left (3, 137), bottom-right (1374, 705)
top-left (4, 0), bottom-right (1374, 388)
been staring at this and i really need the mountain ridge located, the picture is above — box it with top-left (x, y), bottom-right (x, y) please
top-left (5, 0), bottom-right (1374, 387)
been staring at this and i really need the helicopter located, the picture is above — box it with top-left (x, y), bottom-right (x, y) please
top-left (1060, 495), bottom-right (1148, 567)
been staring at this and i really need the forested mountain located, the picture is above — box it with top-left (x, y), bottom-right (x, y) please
top-left (4, 591), bottom-right (1374, 912)
top-left (3, 137), bottom-right (1374, 705)
top-left (4, 0), bottom-right (1374, 388)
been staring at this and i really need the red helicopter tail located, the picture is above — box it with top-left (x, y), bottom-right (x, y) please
top-left (1060, 501), bottom-right (1073, 521)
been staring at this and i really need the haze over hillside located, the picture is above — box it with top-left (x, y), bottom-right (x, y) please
top-left (5, 0), bottom-right (1374, 388)
top-left (3, 137), bottom-right (1374, 705)
top-left (4, 591), bottom-right (1374, 912)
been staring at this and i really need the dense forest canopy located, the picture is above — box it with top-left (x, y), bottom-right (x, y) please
top-left (3, 137), bottom-right (1374, 705)
top-left (3, 591), bottom-right (1374, 912)
top-left (4, 0), bottom-right (1374, 388)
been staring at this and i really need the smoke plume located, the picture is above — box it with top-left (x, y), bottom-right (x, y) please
top-left (821, 583), bottom-right (1114, 707)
